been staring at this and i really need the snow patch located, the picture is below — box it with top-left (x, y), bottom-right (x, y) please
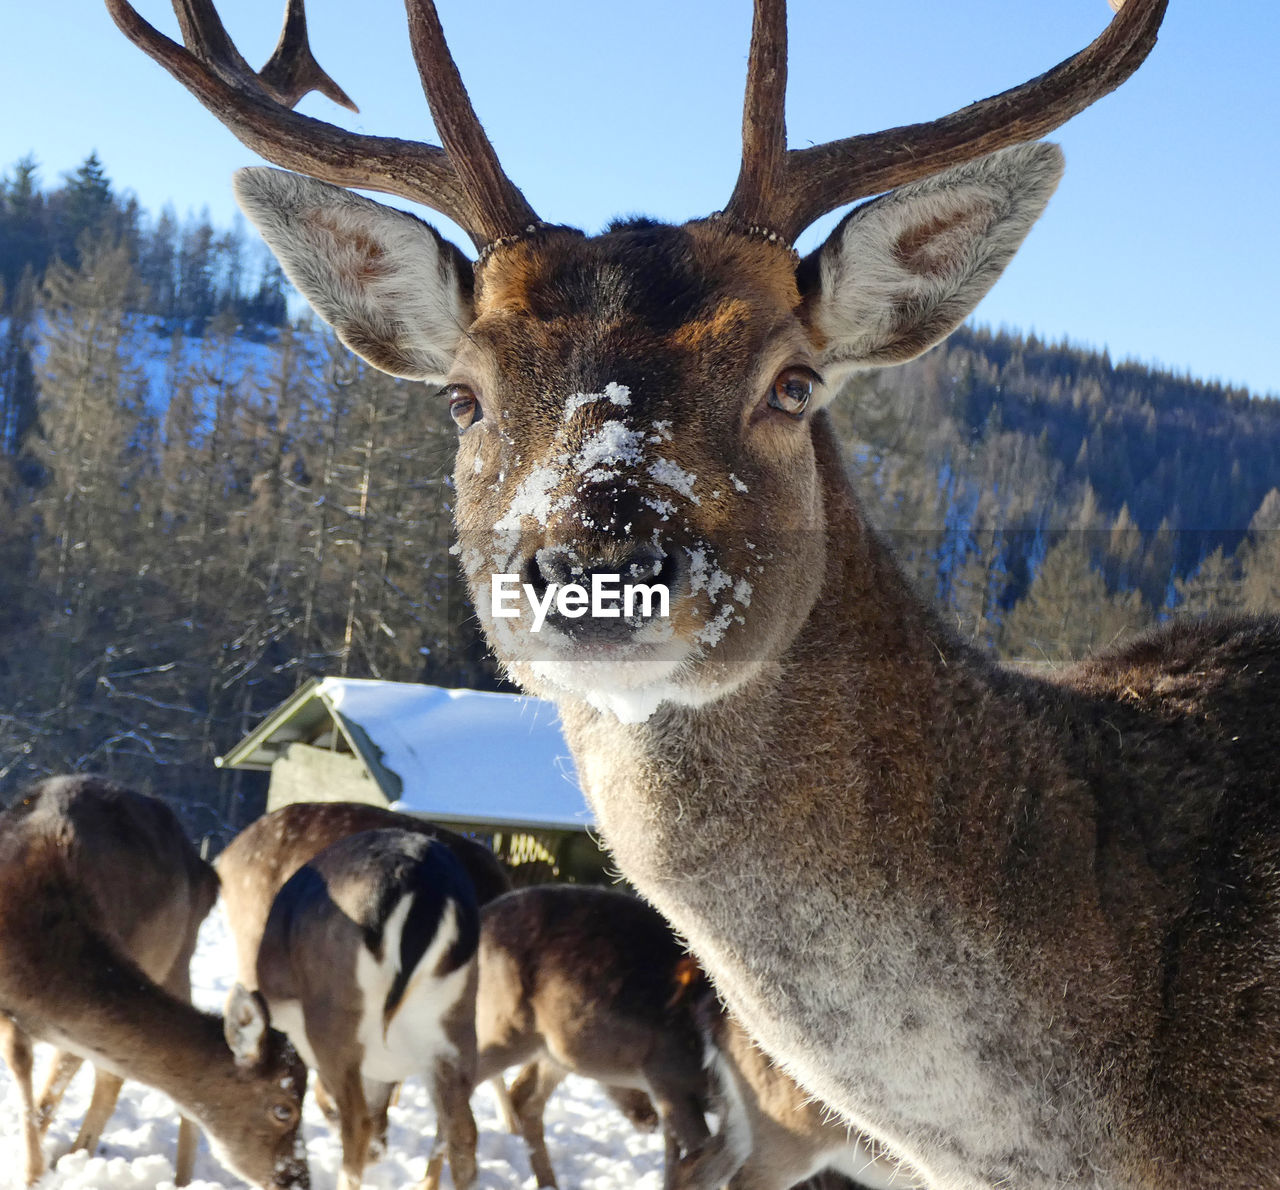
top-left (564, 381), bottom-right (631, 421)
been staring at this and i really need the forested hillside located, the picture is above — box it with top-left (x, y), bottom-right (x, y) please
top-left (0, 154), bottom-right (1276, 834)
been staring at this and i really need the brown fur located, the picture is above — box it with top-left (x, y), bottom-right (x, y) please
top-left (222, 139), bottom-right (1273, 1188)
top-left (451, 221), bottom-right (1280, 1187)
top-left (218, 805), bottom-right (503, 1189)
top-left (253, 828), bottom-right (480, 1190)
top-left (473, 885), bottom-right (713, 1188)
top-left (216, 800), bottom-right (510, 991)
top-left (25, 776), bottom-right (218, 1185)
top-left (0, 776), bottom-right (307, 1189)
top-left (678, 1001), bottom-right (918, 1190)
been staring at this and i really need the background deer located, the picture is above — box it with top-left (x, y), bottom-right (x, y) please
top-left (251, 826), bottom-right (481, 1190)
top-left (216, 800), bottom-right (512, 1138)
top-left (216, 800), bottom-right (510, 988)
top-left (677, 1002), bottom-right (922, 1190)
top-left (109, 2), bottom-right (1280, 1188)
top-left (0, 775), bottom-right (308, 1189)
top-left (473, 884), bottom-right (712, 1189)
top-left (20, 775), bottom-right (217, 1186)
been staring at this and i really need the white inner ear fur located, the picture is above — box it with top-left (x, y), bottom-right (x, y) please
top-left (810, 142), bottom-right (1064, 392)
top-left (224, 983), bottom-right (268, 1069)
top-left (233, 168), bottom-right (472, 383)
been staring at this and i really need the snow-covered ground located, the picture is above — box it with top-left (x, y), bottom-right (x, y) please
top-left (0, 905), bottom-right (667, 1190)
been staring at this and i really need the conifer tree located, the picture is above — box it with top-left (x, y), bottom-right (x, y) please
top-left (1240, 489), bottom-right (1280, 614)
top-left (1000, 535), bottom-right (1149, 662)
top-left (1173, 546), bottom-right (1242, 618)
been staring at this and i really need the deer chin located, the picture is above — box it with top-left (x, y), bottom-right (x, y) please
top-left (516, 631), bottom-right (762, 724)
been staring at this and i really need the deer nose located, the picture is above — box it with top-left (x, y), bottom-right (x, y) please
top-left (530, 544), bottom-right (672, 592)
top-left (522, 545), bottom-right (680, 640)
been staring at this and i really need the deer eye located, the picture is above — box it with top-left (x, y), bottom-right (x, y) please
top-left (446, 384), bottom-right (481, 431)
top-left (767, 367), bottom-right (817, 418)
top-left (271, 1102), bottom-right (297, 1126)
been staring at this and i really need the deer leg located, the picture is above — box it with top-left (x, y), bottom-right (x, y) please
top-left (424, 1056), bottom-right (478, 1190)
top-left (491, 1073), bottom-right (520, 1133)
top-left (313, 1075), bottom-right (342, 1126)
top-left (35, 1049), bottom-right (83, 1134)
top-left (363, 1077), bottom-right (395, 1162)
top-left (0, 1016), bottom-right (43, 1186)
top-left (671, 1124), bottom-right (750, 1190)
top-left (174, 1115), bottom-right (198, 1187)
top-left (606, 1084), bottom-right (660, 1132)
top-left (70, 1069), bottom-right (124, 1157)
top-left (323, 1063), bottom-right (373, 1190)
top-left (163, 940), bottom-right (200, 1185)
top-left (646, 1077), bottom-right (712, 1190)
top-left (508, 1055), bottom-right (566, 1189)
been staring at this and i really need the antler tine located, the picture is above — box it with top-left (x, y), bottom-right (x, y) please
top-left (258, 0), bottom-right (358, 113)
top-left (404, 0), bottom-right (539, 247)
top-left (106, 0), bottom-right (487, 247)
top-left (722, 0), bottom-right (1168, 243)
top-left (170, 0), bottom-right (257, 90)
top-left (728, 0), bottom-right (789, 228)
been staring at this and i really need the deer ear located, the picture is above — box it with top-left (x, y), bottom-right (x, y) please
top-left (224, 983), bottom-right (270, 1070)
top-left (233, 168), bottom-right (474, 383)
top-left (802, 142), bottom-right (1063, 384)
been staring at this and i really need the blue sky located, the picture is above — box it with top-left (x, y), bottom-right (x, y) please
top-left (4, 1), bottom-right (1279, 397)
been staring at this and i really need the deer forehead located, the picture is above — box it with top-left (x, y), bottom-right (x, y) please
top-left (464, 223), bottom-right (811, 404)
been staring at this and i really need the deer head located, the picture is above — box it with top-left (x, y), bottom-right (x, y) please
top-left (108, 0), bottom-right (1167, 722)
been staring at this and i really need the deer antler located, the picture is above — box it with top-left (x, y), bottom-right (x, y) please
top-left (105, 0), bottom-right (538, 249)
top-left (722, 0), bottom-right (1168, 242)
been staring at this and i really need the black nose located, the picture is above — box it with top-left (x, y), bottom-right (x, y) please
top-left (523, 545), bottom-right (681, 639)
top-left (532, 544), bottom-right (670, 591)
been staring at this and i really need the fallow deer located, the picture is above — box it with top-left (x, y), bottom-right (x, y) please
top-left (216, 799), bottom-right (512, 1142)
top-left (19, 775), bottom-right (217, 1186)
top-left (110, 2), bottom-right (1280, 1187)
top-left (473, 884), bottom-right (712, 1189)
top-left (215, 800), bottom-right (510, 988)
top-left (678, 1002), bottom-right (923, 1190)
top-left (250, 826), bottom-right (481, 1190)
top-left (0, 775), bottom-right (308, 1189)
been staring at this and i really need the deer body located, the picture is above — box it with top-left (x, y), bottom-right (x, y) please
top-left (216, 800), bottom-right (511, 990)
top-left (562, 522), bottom-right (1280, 1188)
top-left (24, 775), bottom-right (218, 1184)
top-left (0, 776), bottom-right (308, 1190)
top-left (254, 827), bottom-right (481, 1190)
top-left (473, 885), bottom-right (712, 1188)
top-left (682, 1006), bottom-right (921, 1190)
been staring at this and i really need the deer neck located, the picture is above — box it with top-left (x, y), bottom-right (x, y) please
top-left (558, 414), bottom-right (1025, 891)
top-left (554, 421), bottom-right (1116, 1182)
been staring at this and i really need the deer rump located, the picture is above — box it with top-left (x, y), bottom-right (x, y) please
top-left (256, 828), bottom-right (479, 1087)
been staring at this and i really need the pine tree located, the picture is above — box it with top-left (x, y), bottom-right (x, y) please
top-left (1239, 489), bottom-right (1280, 614)
top-left (1173, 546), bottom-right (1242, 618)
top-left (29, 235), bottom-right (152, 744)
top-left (1000, 535), bottom-right (1150, 662)
top-left (0, 156), bottom-right (48, 295)
top-left (0, 265), bottom-right (39, 456)
top-left (54, 152), bottom-right (115, 267)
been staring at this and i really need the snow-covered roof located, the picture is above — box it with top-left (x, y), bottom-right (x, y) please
top-left (218, 678), bottom-right (589, 832)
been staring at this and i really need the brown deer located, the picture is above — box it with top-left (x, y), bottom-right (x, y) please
top-left (215, 800), bottom-right (510, 987)
top-left (20, 776), bottom-right (217, 1185)
top-left (216, 800), bottom-right (512, 1140)
top-left (250, 826), bottom-right (481, 1190)
top-left (0, 775), bottom-right (308, 1189)
top-left (677, 1002), bottom-right (924, 1190)
top-left (109, 2), bottom-right (1280, 1187)
top-left (472, 884), bottom-right (713, 1189)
